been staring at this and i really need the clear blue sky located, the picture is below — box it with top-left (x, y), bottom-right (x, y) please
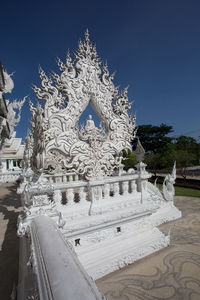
top-left (1, 0), bottom-right (200, 141)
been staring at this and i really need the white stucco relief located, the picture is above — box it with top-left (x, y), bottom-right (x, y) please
top-left (30, 30), bottom-right (136, 179)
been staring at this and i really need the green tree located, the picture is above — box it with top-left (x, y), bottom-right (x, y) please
top-left (144, 153), bottom-right (161, 176)
top-left (122, 149), bottom-right (138, 169)
top-left (175, 150), bottom-right (196, 179)
top-left (174, 135), bottom-right (200, 164)
top-left (134, 123), bottom-right (173, 154)
top-left (159, 143), bottom-right (176, 170)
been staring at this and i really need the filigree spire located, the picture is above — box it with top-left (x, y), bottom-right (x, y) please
top-left (75, 29), bottom-right (100, 67)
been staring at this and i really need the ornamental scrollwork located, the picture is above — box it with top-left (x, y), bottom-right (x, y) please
top-left (30, 30), bottom-right (136, 180)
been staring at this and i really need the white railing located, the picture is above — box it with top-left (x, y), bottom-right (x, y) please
top-left (25, 172), bottom-right (145, 208)
top-left (17, 215), bottom-right (106, 300)
top-left (0, 170), bottom-right (22, 183)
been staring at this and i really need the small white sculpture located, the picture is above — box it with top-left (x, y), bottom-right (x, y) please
top-left (6, 96), bottom-right (26, 137)
top-left (163, 162), bottom-right (176, 201)
top-left (3, 70), bottom-right (14, 94)
top-left (57, 212), bottom-right (66, 228)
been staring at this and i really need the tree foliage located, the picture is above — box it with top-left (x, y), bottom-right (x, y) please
top-left (133, 124), bottom-right (200, 178)
top-left (134, 123), bottom-right (173, 154)
top-left (122, 149), bottom-right (138, 169)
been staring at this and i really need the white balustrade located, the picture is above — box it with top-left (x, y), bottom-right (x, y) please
top-left (28, 172), bottom-right (141, 208)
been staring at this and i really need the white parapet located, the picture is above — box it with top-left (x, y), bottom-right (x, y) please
top-left (24, 216), bottom-right (106, 300)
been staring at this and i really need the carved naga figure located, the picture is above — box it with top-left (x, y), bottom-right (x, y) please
top-left (163, 162), bottom-right (176, 201)
top-left (30, 30), bottom-right (136, 179)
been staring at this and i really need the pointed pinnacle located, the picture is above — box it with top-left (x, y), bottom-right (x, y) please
top-left (85, 28), bottom-right (90, 41)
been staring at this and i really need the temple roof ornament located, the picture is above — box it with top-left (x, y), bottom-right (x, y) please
top-left (6, 96), bottom-right (26, 137)
top-left (135, 139), bottom-right (145, 162)
top-left (30, 30), bottom-right (136, 179)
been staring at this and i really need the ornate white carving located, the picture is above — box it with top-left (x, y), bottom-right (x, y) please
top-left (57, 212), bottom-right (66, 228)
top-left (2, 70), bottom-right (14, 94)
top-left (6, 96), bottom-right (26, 137)
top-left (163, 162), bottom-right (176, 201)
top-left (30, 30), bottom-right (136, 179)
top-left (32, 194), bottom-right (50, 206)
top-left (23, 129), bottom-right (33, 172)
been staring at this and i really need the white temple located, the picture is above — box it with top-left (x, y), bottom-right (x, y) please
top-left (17, 31), bottom-right (181, 296)
top-left (0, 65), bottom-right (26, 182)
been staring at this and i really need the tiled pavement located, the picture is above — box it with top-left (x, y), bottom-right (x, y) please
top-left (0, 183), bottom-right (22, 300)
top-left (0, 183), bottom-right (200, 300)
top-left (96, 196), bottom-right (200, 300)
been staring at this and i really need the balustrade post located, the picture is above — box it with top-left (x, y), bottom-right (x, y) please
top-left (97, 186), bottom-right (102, 201)
top-left (122, 181), bottom-right (129, 196)
top-left (53, 189), bottom-right (62, 204)
top-left (63, 175), bottom-right (67, 183)
top-left (88, 184), bottom-right (95, 202)
top-left (75, 174), bottom-right (79, 181)
top-left (104, 184), bottom-right (110, 199)
top-left (113, 182), bottom-right (120, 197)
top-left (66, 188), bottom-right (74, 205)
top-left (69, 175), bottom-right (73, 182)
top-left (130, 180), bottom-right (137, 193)
top-left (79, 187), bottom-right (86, 204)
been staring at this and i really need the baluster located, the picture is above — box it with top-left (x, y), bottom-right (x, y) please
top-left (79, 186), bottom-right (86, 204)
top-left (97, 186), bottom-right (102, 201)
top-left (49, 176), bottom-right (53, 184)
top-left (104, 184), bottom-right (110, 199)
top-left (122, 181), bottom-right (129, 196)
top-left (53, 189), bottom-right (62, 204)
top-left (69, 175), bottom-right (73, 182)
top-left (88, 185), bottom-right (95, 202)
top-left (63, 175), bottom-right (67, 183)
top-left (66, 188), bottom-right (74, 205)
top-left (75, 174), bottom-right (79, 181)
top-left (130, 180), bottom-right (137, 193)
top-left (113, 182), bottom-right (120, 197)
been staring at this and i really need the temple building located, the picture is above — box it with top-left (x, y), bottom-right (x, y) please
top-left (0, 131), bottom-right (24, 182)
top-left (0, 60), bottom-right (26, 182)
top-left (0, 61), bottom-right (10, 147)
top-left (17, 31), bottom-right (181, 294)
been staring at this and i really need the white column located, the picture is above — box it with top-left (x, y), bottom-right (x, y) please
top-left (113, 182), bottom-right (120, 197)
top-left (79, 187), bottom-right (87, 204)
top-left (122, 181), bottom-right (129, 196)
top-left (67, 188), bottom-right (74, 205)
top-left (53, 190), bottom-right (62, 204)
top-left (130, 180), bottom-right (137, 193)
top-left (104, 184), bottom-right (110, 199)
top-left (97, 186), bottom-right (102, 201)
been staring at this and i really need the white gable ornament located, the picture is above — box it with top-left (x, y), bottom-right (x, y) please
top-left (30, 29), bottom-right (136, 180)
